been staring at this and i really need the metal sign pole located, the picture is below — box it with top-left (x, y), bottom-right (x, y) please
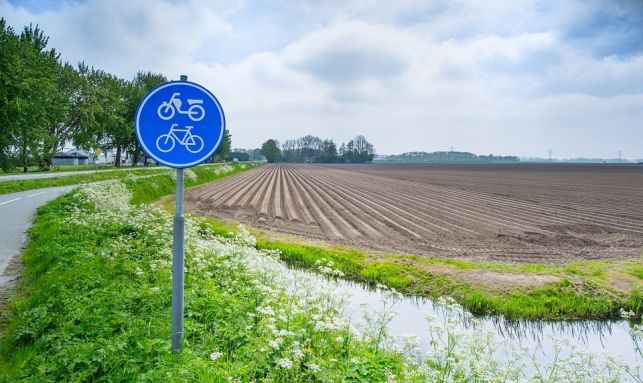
top-left (171, 167), bottom-right (185, 352)
top-left (171, 74), bottom-right (188, 352)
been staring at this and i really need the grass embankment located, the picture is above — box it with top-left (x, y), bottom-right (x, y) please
top-left (0, 165), bottom-right (420, 382)
top-left (193, 218), bottom-right (642, 321)
top-left (0, 164), bottom-right (150, 175)
top-left (0, 167), bottom-right (169, 195)
top-left (0, 162), bottom-right (258, 195)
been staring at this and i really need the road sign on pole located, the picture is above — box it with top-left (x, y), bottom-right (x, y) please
top-left (135, 75), bottom-right (226, 352)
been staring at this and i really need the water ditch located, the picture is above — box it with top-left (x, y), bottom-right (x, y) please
top-left (283, 262), bottom-right (642, 381)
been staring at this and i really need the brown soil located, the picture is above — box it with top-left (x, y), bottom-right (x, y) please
top-left (185, 163), bottom-right (643, 263)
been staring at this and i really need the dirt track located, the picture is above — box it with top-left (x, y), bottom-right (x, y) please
top-left (185, 163), bottom-right (643, 263)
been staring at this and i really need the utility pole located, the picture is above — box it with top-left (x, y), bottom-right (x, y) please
top-left (449, 146), bottom-right (454, 162)
top-left (618, 150), bottom-right (622, 162)
top-left (548, 148), bottom-right (553, 162)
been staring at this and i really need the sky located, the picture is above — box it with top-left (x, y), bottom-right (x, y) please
top-left (2, 0), bottom-right (643, 159)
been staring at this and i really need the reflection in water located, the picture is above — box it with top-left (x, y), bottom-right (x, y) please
top-left (299, 270), bottom-right (642, 380)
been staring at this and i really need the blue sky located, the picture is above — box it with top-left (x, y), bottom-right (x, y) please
top-left (2, 0), bottom-right (642, 158)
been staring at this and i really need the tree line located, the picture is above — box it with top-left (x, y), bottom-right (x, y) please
top-left (260, 135), bottom-right (375, 163)
top-left (380, 151), bottom-right (519, 163)
top-left (228, 148), bottom-right (264, 162)
top-left (0, 19), bottom-right (230, 172)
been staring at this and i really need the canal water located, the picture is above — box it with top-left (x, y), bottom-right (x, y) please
top-left (280, 260), bottom-right (642, 381)
top-left (331, 277), bottom-right (641, 380)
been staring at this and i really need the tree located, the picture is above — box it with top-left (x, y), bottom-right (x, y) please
top-left (211, 130), bottom-right (231, 162)
top-left (92, 71), bottom-right (129, 166)
top-left (0, 21), bottom-right (65, 172)
top-left (0, 19), bottom-right (177, 171)
top-left (41, 62), bottom-right (83, 169)
top-left (0, 19), bottom-right (21, 170)
top-left (281, 139), bottom-right (297, 162)
top-left (338, 135), bottom-right (374, 163)
top-left (352, 135), bottom-right (375, 163)
top-left (319, 139), bottom-right (338, 163)
top-left (228, 150), bottom-right (249, 162)
top-left (249, 148), bottom-right (263, 161)
top-left (261, 139), bottom-right (281, 163)
top-left (126, 71), bottom-right (167, 165)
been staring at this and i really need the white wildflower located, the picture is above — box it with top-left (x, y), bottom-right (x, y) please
top-left (209, 352), bottom-right (222, 361)
top-left (277, 358), bottom-right (293, 369)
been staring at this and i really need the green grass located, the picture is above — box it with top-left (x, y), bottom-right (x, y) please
top-left (0, 168), bottom-right (168, 195)
top-left (124, 163), bottom-right (259, 206)
top-left (196, 220), bottom-right (642, 321)
top-left (0, 174), bottom-right (417, 382)
top-left (0, 164), bottom-right (152, 175)
top-left (0, 162), bottom-right (259, 195)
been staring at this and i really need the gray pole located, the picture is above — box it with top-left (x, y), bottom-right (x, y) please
top-left (171, 74), bottom-right (188, 352)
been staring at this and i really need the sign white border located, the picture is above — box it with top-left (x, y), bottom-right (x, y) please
top-left (135, 81), bottom-right (226, 168)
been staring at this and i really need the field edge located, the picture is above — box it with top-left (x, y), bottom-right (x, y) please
top-left (188, 212), bottom-right (642, 321)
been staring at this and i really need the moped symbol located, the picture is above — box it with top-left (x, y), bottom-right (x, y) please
top-left (156, 124), bottom-right (204, 153)
top-left (157, 92), bottom-right (205, 122)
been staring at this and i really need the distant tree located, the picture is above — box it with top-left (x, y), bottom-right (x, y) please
top-left (343, 140), bottom-right (355, 162)
top-left (228, 150), bottom-right (249, 162)
top-left (353, 135), bottom-right (375, 163)
top-left (249, 148), bottom-right (264, 161)
top-left (338, 143), bottom-right (346, 162)
top-left (300, 135), bottom-right (322, 162)
top-left (338, 136), bottom-right (374, 163)
top-left (281, 139), bottom-right (297, 162)
top-left (261, 139), bottom-right (281, 163)
top-left (318, 139), bottom-right (338, 163)
top-left (381, 151), bottom-right (519, 163)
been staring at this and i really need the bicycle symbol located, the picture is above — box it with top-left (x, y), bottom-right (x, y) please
top-left (156, 124), bottom-right (204, 153)
top-left (157, 92), bottom-right (205, 121)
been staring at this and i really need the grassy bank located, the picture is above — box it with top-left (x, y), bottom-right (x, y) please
top-left (0, 162), bottom-right (258, 195)
top-left (1, 173), bottom-right (639, 381)
top-left (0, 164), bottom-right (152, 175)
top-left (0, 167), bottom-right (168, 195)
top-left (194, 218), bottom-right (642, 321)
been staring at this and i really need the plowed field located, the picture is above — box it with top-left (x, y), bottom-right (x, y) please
top-left (185, 163), bottom-right (643, 263)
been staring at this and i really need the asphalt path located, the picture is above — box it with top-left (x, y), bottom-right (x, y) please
top-left (0, 186), bottom-right (73, 293)
top-left (0, 166), bottom-right (164, 182)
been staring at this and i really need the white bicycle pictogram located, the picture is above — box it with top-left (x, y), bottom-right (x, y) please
top-left (156, 124), bottom-right (204, 153)
top-left (157, 92), bottom-right (205, 121)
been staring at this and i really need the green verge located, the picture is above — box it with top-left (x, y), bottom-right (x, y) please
top-left (0, 162), bottom-right (260, 195)
top-left (0, 164), bottom-right (153, 175)
top-left (0, 165), bottom-right (416, 382)
top-left (0, 167), bottom-right (169, 195)
top-left (123, 162), bottom-right (261, 205)
top-left (195, 219), bottom-right (642, 321)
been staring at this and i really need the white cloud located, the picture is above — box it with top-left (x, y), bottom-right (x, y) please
top-left (1, 0), bottom-right (642, 158)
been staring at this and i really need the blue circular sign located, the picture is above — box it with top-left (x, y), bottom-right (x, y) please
top-left (135, 81), bottom-right (226, 168)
